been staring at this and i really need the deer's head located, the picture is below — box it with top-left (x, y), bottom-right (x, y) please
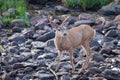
top-left (49, 15), bottom-right (70, 36)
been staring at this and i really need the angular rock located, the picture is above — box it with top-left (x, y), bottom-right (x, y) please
top-left (10, 19), bottom-right (25, 27)
top-left (8, 33), bottom-right (26, 43)
top-left (45, 39), bottom-right (54, 47)
top-left (105, 30), bottom-right (117, 38)
top-left (87, 67), bottom-right (102, 75)
top-left (112, 49), bottom-right (120, 55)
top-left (30, 16), bottom-right (48, 26)
top-left (103, 69), bottom-right (120, 80)
top-left (12, 27), bottom-right (22, 33)
top-left (2, 73), bottom-right (12, 80)
top-left (60, 74), bottom-right (71, 80)
top-left (92, 53), bottom-right (105, 62)
top-left (79, 13), bottom-right (93, 20)
top-left (98, 2), bottom-right (117, 15)
top-left (55, 5), bottom-right (69, 13)
top-left (34, 72), bottom-right (54, 80)
top-left (74, 20), bottom-right (94, 26)
top-left (0, 20), bottom-right (3, 30)
top-left (12, 63), bottom-right (24, 69)
top-left (22, 28), bottom-right (35, 38)
top-left (90, 40), bottom-right (100, 47)
top-left (31, 41), bottom-right (45, 49)
top-left (36, 31), bottom-right (55, 42)
top-left (89, 77), bottom-right (107, 80)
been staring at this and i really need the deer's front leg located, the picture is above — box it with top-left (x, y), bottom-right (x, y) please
top-left (55, 50), bottom-right (61, 72)
top-left (80, 41), bottom-right (91, 73)
top-left (69, 49), bottom-right (75, 73)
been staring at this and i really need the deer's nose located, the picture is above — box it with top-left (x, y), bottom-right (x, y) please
top-left (63, 33), bottom-right (67, 36)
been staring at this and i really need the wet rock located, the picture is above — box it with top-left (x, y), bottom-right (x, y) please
top-left (103, 69), bottom-right (120, 80)
top-left (10, 19), bottom-right (25, 27)
top-left (36, 31), bottom-right (55, 42)
top-left (12, 27), bottom-right (22, 33)
top-left (8, 33), bottom-right (26, 43)
top-left (12, 63), bottom-right (24, 69)
top-left (31, 41), bottom-right (45, 49)
top-left (117, 29), bottom-right (120, 39)
top-left (55, 5), bottom-right (69, 13)
top-left (98, 2), bottom-right (117, 15)
top-left (92, 53), bottom-right (105, 62)
top-left (22, 28), bottom-right (35, 38)
top-left (105, 30), bottom-right (117, 38)
top-left (74, 20), bottom-right (94, 26)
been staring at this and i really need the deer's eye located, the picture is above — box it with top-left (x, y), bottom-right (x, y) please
top-left (58, 28), bottom-right (60, 31)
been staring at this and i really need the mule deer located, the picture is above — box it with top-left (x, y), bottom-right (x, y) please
top-left (49, 15), bottom-right (95, 73)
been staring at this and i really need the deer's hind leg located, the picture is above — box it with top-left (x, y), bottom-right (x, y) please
top-left (79, 41), bottom-right (91, 73)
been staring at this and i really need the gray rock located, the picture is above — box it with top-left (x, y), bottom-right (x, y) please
top-left (10, 19), bottom-right (25, 27)
top-left (12, 63), bottom-right (24, 69)
top-left (112, 49), bottom-right (120, 55)
top-left (90, 40), bottom-right (100, 47)
top-left (2, 73), bottom-right (12, 80)
top-left (105, 30), bottom-right (117, 38)
top-left (103, 69), bottom-right (120, 80)
top-left (98, 2), bottom-right (117, 15)
top-left (87, 67), bottom-right (102, 75)
top-left (30, 16), bottom-right (48, 26)
top-left (45, 39), bottom-right (54, 47)
top-left (36, 31), bottom-right (55, 42)
top-left (35, 19), bottom-right (48, 30)
top-left (60, 74), bottom-right (71, 80)
top-left (7, 46), bottom-right (19, 54)
top-left (31, 41), bottom-right (45, 49)
top-left (9, 57), bottom-right (18, 64)
top-left (74, 20), bottom-right (94, 26)
top-left (0, 20), bottom-right (3, 30)
top-left (92, 53), bottom-right (105, 62)
top-left (23, 67), bottom-right (33, 73)
top-left (88, 77), bottom-right (107, 80)
top-left (117, 29), bottom-right (120, 39)
top-left (34, 72), bottom-right (54, 80)
top-left (79, 13), bottom-right (93, 20)
top-left (55, 5), bottom-right (69, 13)
top-left (38, 53), bottom-right (57, 59)
top-left (8, 33), bottom-right (26, 43)
top-left (22, 28), bottom-right (35, 38)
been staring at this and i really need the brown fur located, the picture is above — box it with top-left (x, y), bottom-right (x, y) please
top-left (54, 24), bottom-right (95, 73)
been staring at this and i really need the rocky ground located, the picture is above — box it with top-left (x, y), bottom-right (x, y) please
top-left (0, 1), bottom-right (120, 80)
